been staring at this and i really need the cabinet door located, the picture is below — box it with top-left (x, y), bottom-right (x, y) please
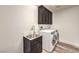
top-left (23, 37), bottom-right (31, 53)
top-left (38, 6), bottom-right (44, 24)
top-left (46, 10), bottom-right (49, 24)
top-left (31, 42), bottom-right (42, 53)
top-left (31, 36), bottom-right (42, 53)
top-left (50, 12), bottom-right (52, 24)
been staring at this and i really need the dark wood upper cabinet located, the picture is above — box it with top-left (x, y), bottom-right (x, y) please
top-left (38, 5), bottom-right (52, 24)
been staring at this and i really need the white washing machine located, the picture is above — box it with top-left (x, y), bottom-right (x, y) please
top-left (40, 29), bottom-right (59, 52)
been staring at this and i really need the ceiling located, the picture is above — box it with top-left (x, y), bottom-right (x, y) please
top-left (43, 5), bottom-right (77, 12)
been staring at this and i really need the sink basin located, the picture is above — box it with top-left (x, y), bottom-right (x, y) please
top-left (40, 29), bottom-right (56, 33)
top-left (25, 34), bottom-right (40, 40)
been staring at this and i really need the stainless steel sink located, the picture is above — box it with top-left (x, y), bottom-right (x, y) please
top-left (26, 34), bottom-right (40, 40)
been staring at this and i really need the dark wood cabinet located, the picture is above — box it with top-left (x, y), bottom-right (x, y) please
top-left (38, 5), bottom-right (52, 24)
top-left (23, 36), bottom-right (42, 53)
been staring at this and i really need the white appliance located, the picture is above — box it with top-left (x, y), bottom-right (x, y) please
top-left (40, 29), bottom-right (59, 52)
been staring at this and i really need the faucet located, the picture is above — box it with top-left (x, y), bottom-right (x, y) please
top-left (30, 25), bottom-right (36, 37)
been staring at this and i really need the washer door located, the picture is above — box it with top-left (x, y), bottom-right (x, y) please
top-left (52, 35), bottom-right (58, 45)
top-left (52, 30), bottom-right (59, 45)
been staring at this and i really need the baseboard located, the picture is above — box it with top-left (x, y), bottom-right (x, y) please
top-left (60, 40), bottom-right (79, 49)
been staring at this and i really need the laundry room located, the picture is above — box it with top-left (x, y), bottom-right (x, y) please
top-left (0, 5), bottom-right (79, 53)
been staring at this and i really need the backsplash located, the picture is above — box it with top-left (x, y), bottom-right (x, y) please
top-left (29, 24), bottom-right (52, 35)
top-left (38, 24), bottom-right (52, 30)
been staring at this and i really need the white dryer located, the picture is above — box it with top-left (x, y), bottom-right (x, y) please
top-left (40, 29), bottom-right (59, 52)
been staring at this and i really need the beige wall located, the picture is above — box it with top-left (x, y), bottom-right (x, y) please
top-left (0, 5), bottom-right (38, 52)
top-left (53, 6), bottom-right (79, 47)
